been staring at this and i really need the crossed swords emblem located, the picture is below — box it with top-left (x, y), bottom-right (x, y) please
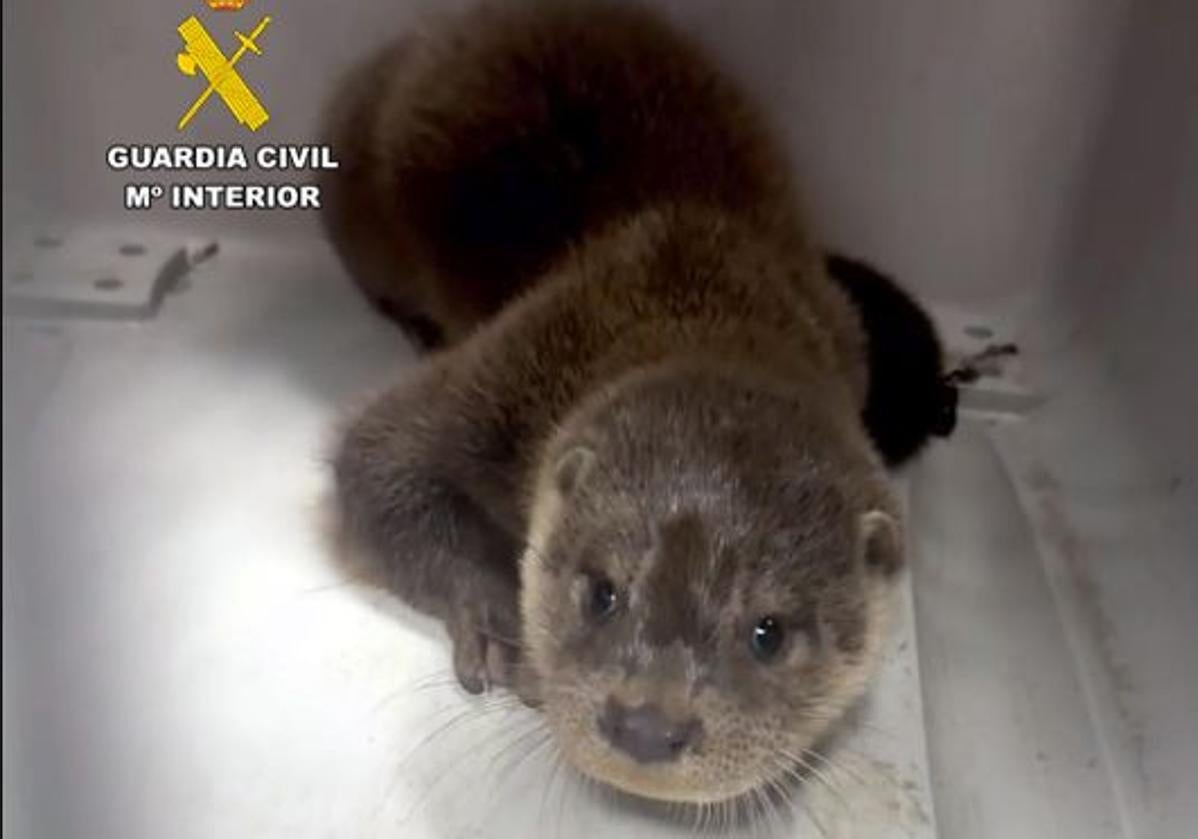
top-left (175, 15), bottom-right (273, 132)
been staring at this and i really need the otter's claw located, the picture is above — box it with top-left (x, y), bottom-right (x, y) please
top-left (450, 624), bottom-right (519, 694)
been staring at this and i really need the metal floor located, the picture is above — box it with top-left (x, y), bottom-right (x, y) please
top-left (4, 230), bottom-right (1195, 838)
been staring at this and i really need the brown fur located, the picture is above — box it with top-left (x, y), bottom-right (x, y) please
top-left (323, 0), bottom-right (903, 805)
top-left (319, 1), bottom-right (864, 390)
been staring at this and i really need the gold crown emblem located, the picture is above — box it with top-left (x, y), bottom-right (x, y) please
top-left (206, 0), bottom-right (249, 10)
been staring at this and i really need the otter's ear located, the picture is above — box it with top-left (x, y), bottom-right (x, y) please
top-left (554, 446), bottom-right (596, 496)
top-left (859, 510), bottom-right (903, 578)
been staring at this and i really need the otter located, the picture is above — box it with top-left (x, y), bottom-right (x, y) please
top-left (321, 0), bottom-right (945, 805)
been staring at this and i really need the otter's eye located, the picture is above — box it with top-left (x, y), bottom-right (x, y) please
top-left (587, 576), bottom-right (620, 622)
top-left (750, 616), bottom-right (785, 661)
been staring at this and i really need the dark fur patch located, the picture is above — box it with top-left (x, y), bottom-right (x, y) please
top-left (825, 253), bottom-right (956, 467)
top-left (640, 513), bottom-right (710, 648)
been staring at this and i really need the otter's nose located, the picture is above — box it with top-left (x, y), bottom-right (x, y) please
top-left (598, 699), bottom-right (702, 764)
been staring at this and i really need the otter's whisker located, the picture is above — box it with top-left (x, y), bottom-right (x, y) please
top-left (397, 696), bottom-right (528, 781)
top-left (364, 667), bottom-right (459, 719)
top-left (501, 727), bottom-right (557, 781)
top-left (778, 747), bottom-right (852, 815)
top-left (749, 786), bottom-right (772, 838)
top-left (411, 673), bottom-right (465, 694)
top-left (461, 721), bottom-right (549, 819)
top-left (393, 707), bottom-right (546, 825)
top-left (538, 748), bottom-right (566, 833)
top-left (378, 699), bottom-right (521, 813)
top-left (776, 786), bottom-right (795, 837)
top-left (554, 755), bottom-right (577, 839)
top-left (487, 719), bottom-right (552, 778)
top-left (802, 745), bottom-right (869, 791)
top-left (770, 759), bottom-right (852, 839)
top-left (687, 800), bottom-right (699, 835)
top-left (797, 794), bottom-right (831, 839)
top-left (799, 711), bottom-right (896, 741)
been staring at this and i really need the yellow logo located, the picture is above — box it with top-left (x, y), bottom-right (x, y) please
top-left (206, 0), bottom-right (250, 9)
top-left (175, 14), bottom-right (272, 132)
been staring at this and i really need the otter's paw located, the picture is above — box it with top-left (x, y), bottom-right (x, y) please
top-left (448, 618), bottom-right (520, 695)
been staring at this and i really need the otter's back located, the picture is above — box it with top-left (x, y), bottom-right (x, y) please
top-left (321, 2), bottom-right (811, 337)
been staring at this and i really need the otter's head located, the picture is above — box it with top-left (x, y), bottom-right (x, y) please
top-left (520, 367), bottom-right (903, 804)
